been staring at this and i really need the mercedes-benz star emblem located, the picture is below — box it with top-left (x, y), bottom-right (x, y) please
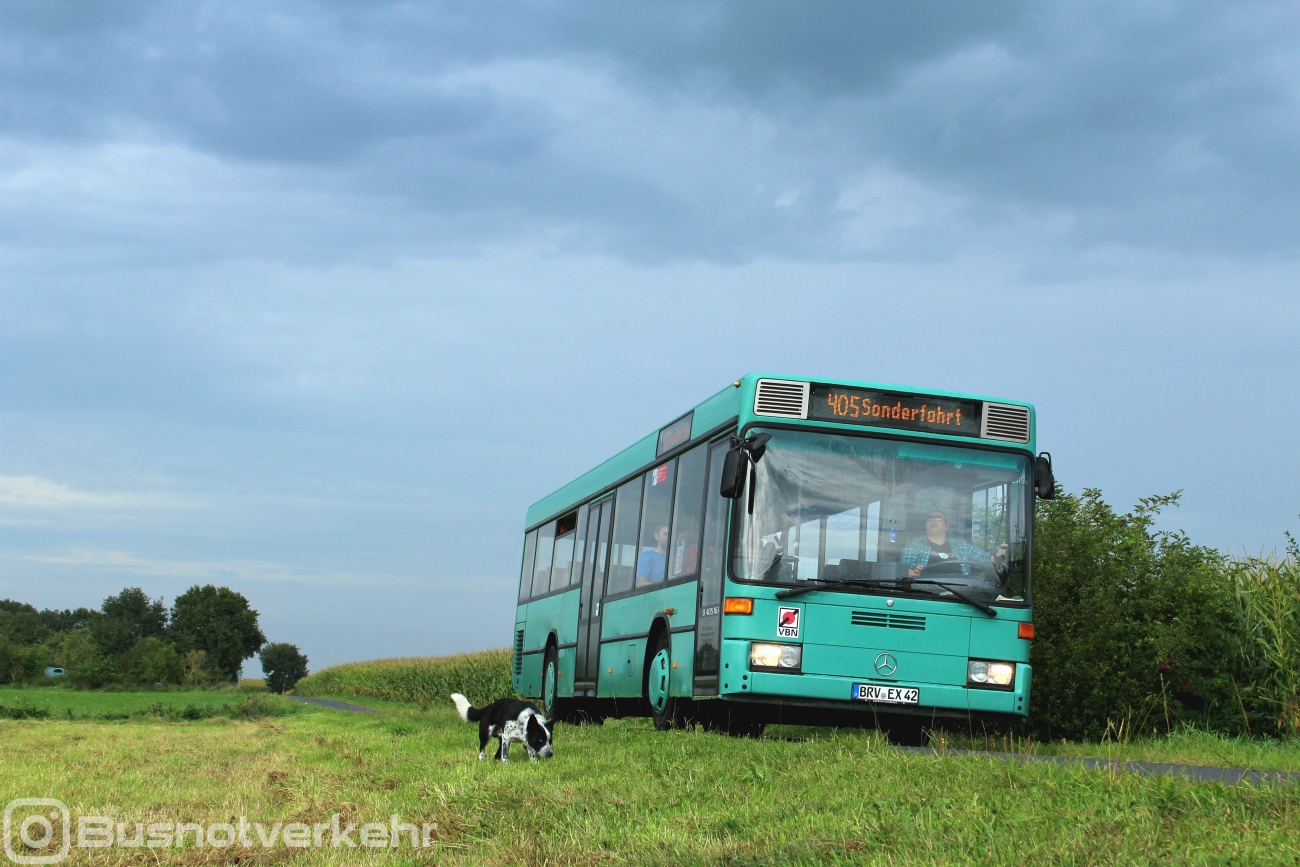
top-left (873, 652), bottom-right (898, 676)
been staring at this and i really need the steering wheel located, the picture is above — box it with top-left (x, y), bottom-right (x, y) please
top-left (919, 558), bottom-right (998, 579)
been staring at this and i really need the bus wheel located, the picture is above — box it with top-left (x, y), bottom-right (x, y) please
top-left (646, 632), bottom-right (676, 731)
top-left (541, 646), bottom-right (561, 720)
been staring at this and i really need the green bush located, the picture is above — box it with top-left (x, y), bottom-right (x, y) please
top-left (0, 702), bottom-right (51, 720)
top-left (57, 628), bottom-right (103, 672)
top-left (226, 692), bottom-right (293, 720)
top-left (71, 657), bottom-right (122, 689)
top-left (133, 637), bottom-right (184, 685)
top-left (180, 649), bottom-right (221, 686)
top-left (1029, 489), bottom-right (1246, 741)
top-left (0, 636), bottom-right (50, 684)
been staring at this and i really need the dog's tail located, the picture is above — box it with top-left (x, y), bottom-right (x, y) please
top-left (449, 693), bottom-right (482, 722)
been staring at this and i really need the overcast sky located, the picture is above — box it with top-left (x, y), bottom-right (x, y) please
top-left (3, 2), bottom-right (1298, 675)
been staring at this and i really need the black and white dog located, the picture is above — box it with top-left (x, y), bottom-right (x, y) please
top-left (450, 693), bottom-right (554, 763)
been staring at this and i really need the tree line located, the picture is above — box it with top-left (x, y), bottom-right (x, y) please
top-left (0, 584), bottom-right (308, 694)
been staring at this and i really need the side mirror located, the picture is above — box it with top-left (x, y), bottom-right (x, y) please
top-left (719, 433), bottom-right (772, 498)
top-left (719, 446), bottom-right (746, 499)
top-left (1034, 452), bottom-right (1055, 500)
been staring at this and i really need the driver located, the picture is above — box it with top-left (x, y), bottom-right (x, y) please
top-left (900, 508), bottom-right (1004, 577)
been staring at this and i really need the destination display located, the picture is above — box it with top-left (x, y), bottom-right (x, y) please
top-left (656, 412), bottom-right (693, 456)
top-left (808, 384), bottom-right (982, 438)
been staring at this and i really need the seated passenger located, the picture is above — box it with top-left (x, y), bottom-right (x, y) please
top-left (636, 525), bottom-right (670, 586)
top-left (899, 508), bottom-right (1004, 577)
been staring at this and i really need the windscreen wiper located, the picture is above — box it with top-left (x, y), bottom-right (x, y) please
top-left (902, 579), bottom-right (998, 617)
top-left (774, 577), bottom-right (900, 600)
top-left (774, 576), bottom-right (1000, 618)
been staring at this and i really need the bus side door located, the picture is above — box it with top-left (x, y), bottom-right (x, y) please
top-left (575, 496), bottom-right (612, 693)
top-left (694, 440), bottom-right (730, 694)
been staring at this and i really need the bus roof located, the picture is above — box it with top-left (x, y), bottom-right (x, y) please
top-left (524, 374), bottom-right (1036, 529)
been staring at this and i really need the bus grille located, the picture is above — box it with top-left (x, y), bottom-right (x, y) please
top-left (851, 611), bottom-right (927, 631)
top-left (754, 379), bottom-right (809, 419)
top-left (981, 402), bottom-right (1031, 443)
top-left (513, 630), bottom-right (524, 675)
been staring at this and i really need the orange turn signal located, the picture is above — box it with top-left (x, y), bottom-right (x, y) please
top-left (723, 597), bottom-right (754, 615)
top-left (1018, 622), bottom-right (1035, 640)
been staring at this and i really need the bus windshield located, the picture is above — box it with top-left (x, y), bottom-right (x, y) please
top-left (733, 428), bottom-right (1031, 605)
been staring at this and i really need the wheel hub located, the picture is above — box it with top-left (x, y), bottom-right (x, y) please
top-left (544, 660), bottom-right (557, 713)
top-left (649, 648), bottom-right (670, 713)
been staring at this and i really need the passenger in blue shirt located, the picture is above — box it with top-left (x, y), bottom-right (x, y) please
top-left (636, 525), bottom-right (670, 586)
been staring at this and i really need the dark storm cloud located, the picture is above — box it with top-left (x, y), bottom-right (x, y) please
top-left (2, 1), bottom-right (1298, 261)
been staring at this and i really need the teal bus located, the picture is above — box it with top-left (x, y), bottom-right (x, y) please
top-left (512, 374), bottom-right (1054, 742)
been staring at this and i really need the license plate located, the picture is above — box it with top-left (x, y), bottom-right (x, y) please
top-left (851, 683), bottom-right (919, 705)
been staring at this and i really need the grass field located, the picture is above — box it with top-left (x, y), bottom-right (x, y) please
top-left (3, 687), bottom-right (1299, 865)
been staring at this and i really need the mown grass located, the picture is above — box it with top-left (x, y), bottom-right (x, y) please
top-left (3, 692), bottom-right (1298, 866)
top-left (293, 648), bottom-right (513, 708)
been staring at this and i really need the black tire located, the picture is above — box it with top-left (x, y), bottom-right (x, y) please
top-left (645, 631), bottom-right (679, 731)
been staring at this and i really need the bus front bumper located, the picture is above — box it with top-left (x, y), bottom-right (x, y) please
top-left (718, 649), bottom-right (1030, 718)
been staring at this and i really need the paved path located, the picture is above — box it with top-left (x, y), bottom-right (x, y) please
top-left (287, 696), bottom-right (385, 714)
top-left (899, 746), bottom-right (1299, 786)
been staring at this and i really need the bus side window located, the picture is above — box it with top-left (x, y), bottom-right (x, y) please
top-left (570, 503), bottom-right (589, 589)
top-left (518, 530), bottom-right (538, 603)
top-left (635, 459), bottom-right (677, 587)
top-left (549, 510), bottom-right (581, 592)
top-left (606, 476), bottom-right (644, 596)
top-left (669, 444), bottom-right (708, 580)
top-left (531, 521), bottom-right (556, 597)
top-left (550, 530), bottom-right (575, 592)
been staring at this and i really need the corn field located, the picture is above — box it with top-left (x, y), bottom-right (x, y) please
top-left (1232, 533), bottom-right (1300, 737)
top-left (293, 648), bottom-right (513, 709)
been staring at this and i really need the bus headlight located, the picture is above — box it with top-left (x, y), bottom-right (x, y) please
top-left (750, 643), bottom-right (802, 672)
top-left (967, 660), bottom-right (1015, 689)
